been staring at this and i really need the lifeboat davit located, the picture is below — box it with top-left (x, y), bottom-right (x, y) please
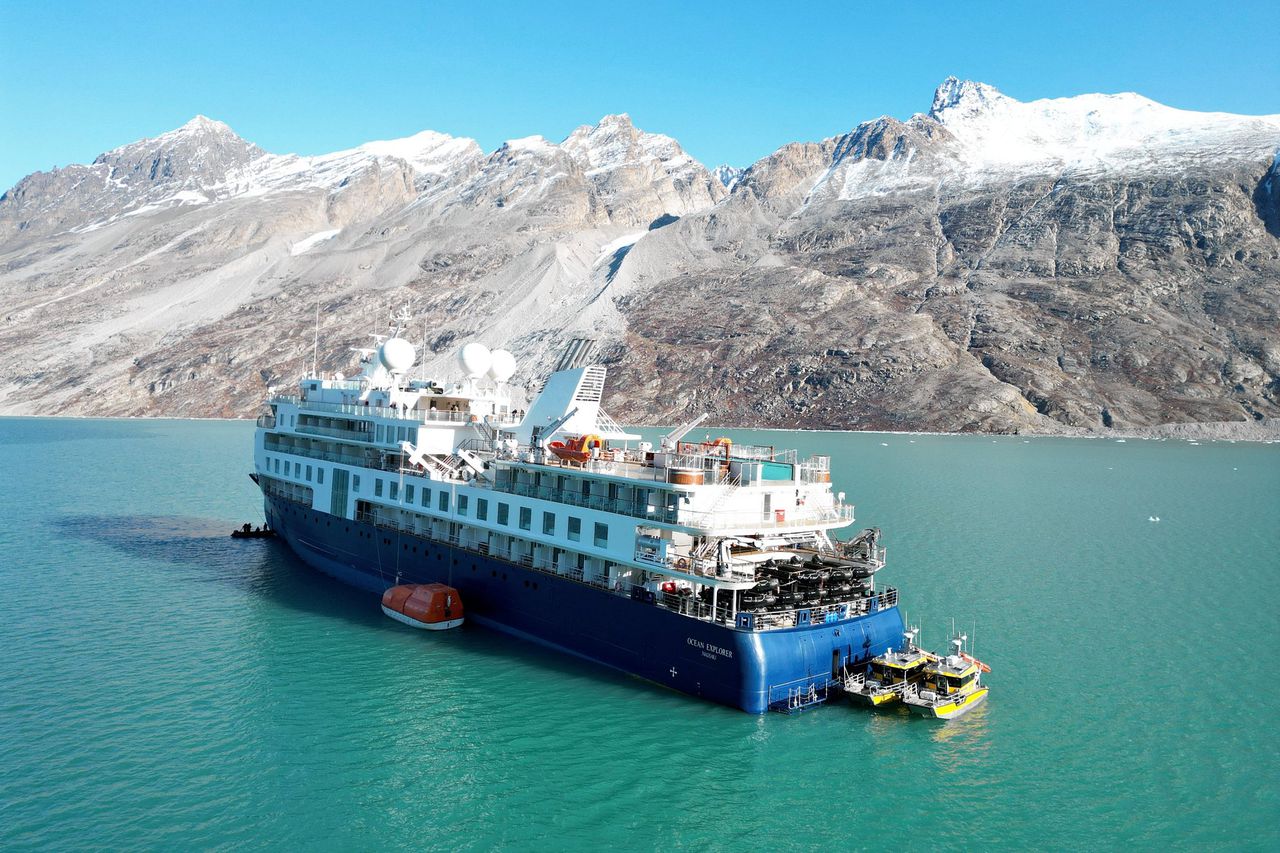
top-left (548, 433), bottom-right (603, 464)
top-left (380, 583), bottom-right (465, 630)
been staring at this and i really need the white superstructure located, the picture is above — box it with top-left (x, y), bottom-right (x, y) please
top-left (253, 334), bottom-right (889, 628)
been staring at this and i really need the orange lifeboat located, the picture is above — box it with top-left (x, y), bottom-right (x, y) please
top-left (548, 433), bottom-right (603, 464)
top-left (381, 583), bottom-right (465, 630)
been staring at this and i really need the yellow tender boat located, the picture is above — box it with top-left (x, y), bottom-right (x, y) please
top-left (845, 628), bottom-right (934, 707)
top-left (902, 634), bottom-right (990, 720)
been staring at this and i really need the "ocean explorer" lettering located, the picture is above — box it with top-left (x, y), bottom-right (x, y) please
top-left (687, 637), bottom-right (734, 660)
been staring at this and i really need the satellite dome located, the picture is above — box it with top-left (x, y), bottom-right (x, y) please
top-left (379, 337), bottom-right (416, 373)
top-left (458, 342), bottom-right (492, 378)
top-left (488, 349), bottom-right (517, 382)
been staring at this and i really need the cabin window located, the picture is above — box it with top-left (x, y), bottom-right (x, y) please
top-left (375, 479), bottom-right (383, 497)
top-left (317, 468), bottom-right (324, 484)
top-left (438, 491), bottom-right (450, 512)
top-left (594, 523), bottom-right (608, 548)
top-left (421, 488), bottom-right (430, 507)
top-left (274, 458), bottom-right (280, 473)
top-left (542, 512), bottom-right (555, 535)
top-left (568, 517), bottom-right (581, 541)
top-left (405, 484), bottom-right (414, 504)
top-left (458, 495), bottom-right (469, 516)
top-left (607, 483), bottom-right (618, 501)
top-left (294, 462), bottom-right (301, 477)
top-left (498, 503), bottom-right (510, 525)
top-left (389, 481), bottom-right (399, 500)
top-left (519, 507), bottom-right (532, 531)
top-left (376, 424), bottom-right (384, 442)
top-left (305, 465), bottom-right (312, 482)
top-left (477, 498), bottom-right (488, 520)
top-left (353, 474), bottom-right (361, 493)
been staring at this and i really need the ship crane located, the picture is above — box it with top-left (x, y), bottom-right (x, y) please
top-left (660, 413), bottom-right (709, 452)
top-left (530, 406), bottom-right (580, 452)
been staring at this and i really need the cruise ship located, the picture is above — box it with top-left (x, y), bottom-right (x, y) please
top-left (251, 332), bottom-right (905, 714)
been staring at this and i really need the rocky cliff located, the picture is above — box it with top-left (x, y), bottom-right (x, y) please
top-left (2, 79), bottom-right (1277, 432)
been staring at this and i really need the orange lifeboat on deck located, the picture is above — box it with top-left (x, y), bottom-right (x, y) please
top-left (381, 583), bottom-right (465, 630)
top-left (548, 433), bottom-right (603, 464)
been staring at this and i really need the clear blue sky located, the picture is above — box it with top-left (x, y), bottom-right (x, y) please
top-left (1, 0), bottom-right (1276, 191)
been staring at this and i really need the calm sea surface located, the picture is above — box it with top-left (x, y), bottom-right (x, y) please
top-left (1, 417), bottom-right (1277, 850)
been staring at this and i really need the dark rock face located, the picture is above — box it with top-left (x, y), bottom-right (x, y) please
top-left (0, 83), bottom-right (1277, 434)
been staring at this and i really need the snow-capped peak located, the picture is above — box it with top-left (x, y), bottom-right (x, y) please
top-left (562, 113), bottom-right (688, 172)
top-left (926, 78), bottom-right (1280, 177)
top-left (711, 164), bottom-right (742, 189)
top-left (178, 115), bottom-right (235, 134)
top-left (343, 130), bottom-right (481, 176)
top-left (929, 77), bottom-right (1008, 119)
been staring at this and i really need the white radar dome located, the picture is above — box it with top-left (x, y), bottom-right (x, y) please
top-left (379, 337), bottom-right (416, 373)
top-left (488, 349), bottom-right (517, 382)
top-left (458, 342), bottom-right (492, 378)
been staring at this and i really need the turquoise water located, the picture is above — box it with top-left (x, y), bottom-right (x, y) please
top-left (1, 418), bottom-right (1277, 850)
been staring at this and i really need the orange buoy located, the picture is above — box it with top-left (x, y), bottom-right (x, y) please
top-left (381, 583), bottom-right (465, 630)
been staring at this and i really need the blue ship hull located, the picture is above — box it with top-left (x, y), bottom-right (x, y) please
top-left (264, 493), bottom-right (905, 714)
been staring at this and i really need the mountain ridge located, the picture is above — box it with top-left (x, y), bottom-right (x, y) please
top-left (1, 79), bottom-right (1277, 433)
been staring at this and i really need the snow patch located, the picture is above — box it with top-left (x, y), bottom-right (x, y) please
top-left (289, 229), bottom-right (341, 255)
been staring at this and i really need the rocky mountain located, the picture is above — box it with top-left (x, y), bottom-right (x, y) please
top-left (2, 79), bottom-right (1278, 433)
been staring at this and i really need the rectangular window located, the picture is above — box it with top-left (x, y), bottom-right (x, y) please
top-left (438, 491), bottom-right (449, 512)
top-left (497, 502), bottom-right (510, 526)
top-left (607, 483), bottom-right (618, 501)
top-left (317, 468), bottom-right (325, 484)
top-left (477, 498), bottom-right (489, 521)
top-left (353, 474), bottom-right (361, 493)
top-left (305, 465), bottom-right (312, 482)
top-left (458, 494), bottom-right (469, 516)
top-left (421, 488), bottom-right (430, 507)
top-left (273, 458), bottom-right (280, 473)
top-left (518, 507), bottom-right (532, 531)
top-left (567, 516), bottom-right (581, 542)
top-left (294, 462), bottom-right (301, 477)
top-left (542, 512), bottom-right (555, 535)
top-left (405, 484), bottom-right (414, 504)
top-left (389, 481), bottom-right (399, 501)
top-left (375, 479), bottom-right (383, 497)
top-left (594, 523), bottom-right (608, 548)
top-left (376, 424), bottom-right (384, 443)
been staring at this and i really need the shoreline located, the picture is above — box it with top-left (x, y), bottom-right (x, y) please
top-left (2, 413), bottom-right (1276, 444)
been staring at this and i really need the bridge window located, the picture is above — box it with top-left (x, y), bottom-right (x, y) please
top-left (389, 481), bottom-right (399, 500)
top-left (421, 488), bottom-right (430, 507)
top-left (405, 484), bottom-right (414, 504)
top-left (375, 479), bottom-right (383, 497)
top-left (438, 491), bottom-right (450, 512)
